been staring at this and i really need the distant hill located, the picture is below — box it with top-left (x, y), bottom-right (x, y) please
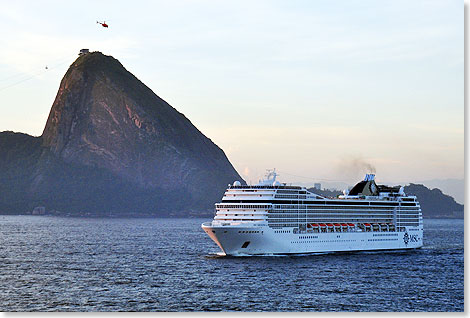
top-left (418, 178), bottom-right (464, 204)
top-left (308, 183), bottom-right (464, 219)
top-left (405, 183), bottom-right (463, 219)
top-left (0, 132), bottom-right (43, 214)
top-left (0, 51), bottom-right (244, 216)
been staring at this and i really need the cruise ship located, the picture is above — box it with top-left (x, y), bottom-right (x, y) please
top-left (202, 170), bottom-right (423, 255)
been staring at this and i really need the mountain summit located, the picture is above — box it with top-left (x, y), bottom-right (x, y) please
top-left (0, 51), bottom-right (244, 215)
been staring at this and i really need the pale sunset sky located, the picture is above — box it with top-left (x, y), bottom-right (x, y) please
top-left (0, 0), bottom-right (464, 187)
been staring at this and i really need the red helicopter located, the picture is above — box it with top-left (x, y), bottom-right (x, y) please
top-left (97, 21), bottom-right (108, 28)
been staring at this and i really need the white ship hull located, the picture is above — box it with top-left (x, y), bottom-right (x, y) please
top-left (202, 223), bottom-right (423, 256)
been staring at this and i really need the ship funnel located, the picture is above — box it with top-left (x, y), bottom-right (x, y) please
top-left (363, 174), bottom-right (375, 181)
top-left (256, 168), bottom-right (278, 186)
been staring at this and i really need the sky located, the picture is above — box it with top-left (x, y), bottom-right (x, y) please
top-left (0, 0), bottom-right (464, 189)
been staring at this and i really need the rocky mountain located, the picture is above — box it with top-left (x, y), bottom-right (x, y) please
top-left (0, 51), bottom-right (244, 216)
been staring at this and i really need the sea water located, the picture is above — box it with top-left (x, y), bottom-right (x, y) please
top-left (0, 216), bottom-right (463, 311)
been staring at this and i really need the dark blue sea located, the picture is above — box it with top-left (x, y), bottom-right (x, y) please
top-left (0, 216), bottom-right (463, 312)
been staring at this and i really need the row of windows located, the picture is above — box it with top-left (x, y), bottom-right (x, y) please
top-left (268, 221), bottom-right (299, 225)
top-left (401, 212), bottom-right (422, 215)
top-left (397, 215), bottom-right (420, 219)
top-left (272, 213), bottom-right (420, 217)
top-left (216, 204), bottom-right (270, 209)
top-left (225, 194), bottom-right (265, 198)
top-left (268, 225), bottom-right (416, 230)
top-left (269, 226), bottom-right (398, 233)
top-left (268, 218), bottom-right (395, 222)
top-left (292, 239), bottom-right (357, 243)
top-left (238, 230), bottom-right (261, 234)
top-left (368, 239), bottom-right (399, 241)
top-left (217, 219), bottom-right (264, 222)
top-left (273, 206), bottom-right (419, 211)
top-left (268, 221), bottom-right (395, 225)
top-left (221, 199), bottom-right (415, 206)
top-left (321, 228), bottom-right (395, 233)
top-left (373, 233), bottom-right (399, 237)
top-left (273, 205), bottom-right (402, 209)
top-left (268, 216), bottom-right (418, 220)
top-left (229, 185), bottom-right (301, 189)
top-left (217, 214), bottom-right (263, 217)
top-left (269, 213), bottom-right (397, 218)
top-left (269, 211), bottom-right (418, 216)
top-left (397, 223), bottom-right (419, 226)
top-left (277, 190), bottom-right (306, 194)
top-left (269, 221), bottom-right (395, 225)
top-left (271, 210), bottom-right (399, 214)
top-left (274, 195), bottom-right (307, 199)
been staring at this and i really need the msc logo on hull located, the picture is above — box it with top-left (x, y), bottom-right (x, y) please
top-left (403, 232), bottom-right (420, 245)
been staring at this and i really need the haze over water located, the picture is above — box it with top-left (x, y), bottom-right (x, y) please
top-left (0, 216), bottom-right (463, 311)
